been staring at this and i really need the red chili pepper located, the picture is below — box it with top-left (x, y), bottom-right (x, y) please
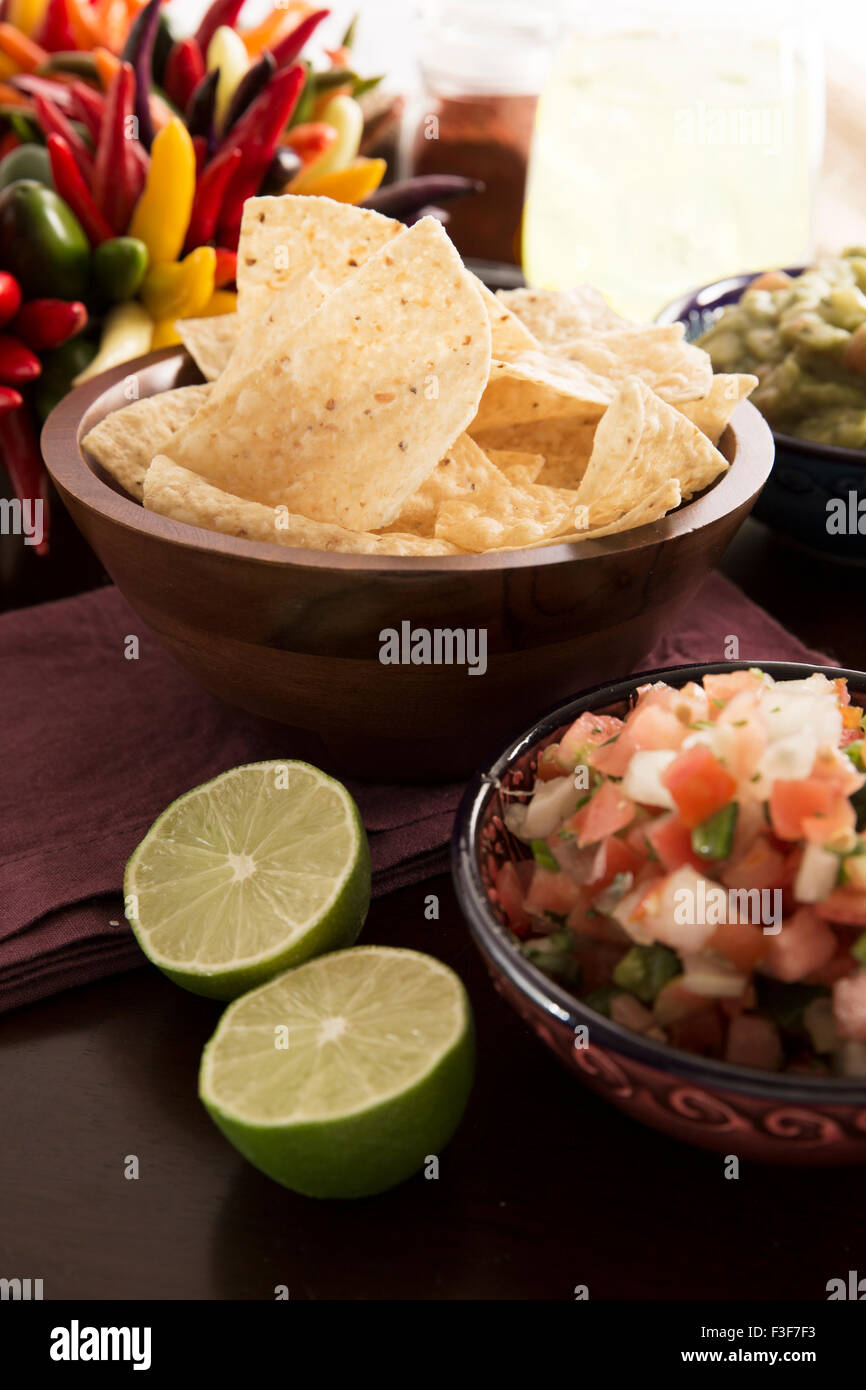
top-left (68, 79), bottom-right (105, 143)
top-left (0, 385), bottom-right (23, 413)
top-left (215, 63), bottom-right (306, 248)
top-left (0, 335), bottom-right (41, 386)
top-left (163, 36), bottom-right (205, 112)
top-left (8, 72), bottom-right (77, 113)
top-left (284, 120), bottom-right (338, 164)
top-left (93, 61), bottom-right (141, 234)
top-left (0, 130), bottom-right (19, 160)
top-left (193, 0), bottom-right (246, 61)
top-left (0, 271), bottom-right (22, 329)
top-left (13, 299), bottom-right (87, 352)
top-left (47, 134), bottom-right (115, 246)
top-left (271, 9), bottom-right (330, 70)
top-left (183, 144), bottom-right (241, 253)
top-left (35, 0), bottom-right (77, 52)
top-left (0, 403), bottom-right (49, 554)
top-left (213, 247), bottom-right (237, 288)
top-left (33, 90), bottom-right (94, 182)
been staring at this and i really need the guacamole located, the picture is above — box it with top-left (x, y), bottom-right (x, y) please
top-left (697, 249), bottom-right (866, 450)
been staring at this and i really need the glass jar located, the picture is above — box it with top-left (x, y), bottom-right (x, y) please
top-left (522, 0), bottom-right (825, 319)
top-left (408, 0), bottom-right (558, 265)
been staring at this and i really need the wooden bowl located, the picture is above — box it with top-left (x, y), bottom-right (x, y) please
top-left (41, 351), bottom-right (775, 781)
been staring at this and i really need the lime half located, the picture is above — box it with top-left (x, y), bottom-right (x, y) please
top-left (199, 946), bottom-right (475, 1198)
top-left (124, 761), bottom-right (370, 1000)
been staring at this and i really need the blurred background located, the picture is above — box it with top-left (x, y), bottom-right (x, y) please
top-left (170, 0), bottom-right (866, 316)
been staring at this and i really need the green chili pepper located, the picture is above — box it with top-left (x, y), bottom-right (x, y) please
top-left (33, 336), bottom-right (98, 422)
top-left (0, 143), bottom-right (54, 191)
top-left (0, 179), bottom-right (90, 300)
top-left (530, 839), bottom-right (559, 871)
top-left (613, 944), bottom-right (680, 1004)
top-left (90, 236), bottom-right (149, 303)
top-left (691, 801), bottom-right (739, 861)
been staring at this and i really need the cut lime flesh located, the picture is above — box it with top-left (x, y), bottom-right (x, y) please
top-left (124, 761), bottom-right (371, 1000)
top-left (199, 946), bottom-right (475, 1198)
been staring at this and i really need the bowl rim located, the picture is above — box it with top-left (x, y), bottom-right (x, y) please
top-left (452, 657), bottom-right (866, 1105)
top-left (656, 266), bottom-right (866, 472)
top-left (41, 348), bottom-right (774, 574)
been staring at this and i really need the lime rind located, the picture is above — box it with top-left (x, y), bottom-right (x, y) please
top-left (124, 761), bottom-right (371, 1000)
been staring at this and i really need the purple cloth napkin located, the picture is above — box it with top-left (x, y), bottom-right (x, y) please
top-left (0, 574), bottom-right (828, 1014)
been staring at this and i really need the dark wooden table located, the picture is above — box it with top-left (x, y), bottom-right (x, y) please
top-left (1, 517), bottom-right (863, 1301)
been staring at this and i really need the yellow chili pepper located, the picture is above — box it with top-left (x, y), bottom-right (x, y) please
top-left (128, 118), bottom-right (196, 266)
top-left (73, 301), bottom-right (153, 385)
top-left (288, 94), bottom-right (364, 193)
top-left (7, 0), bottom-right (48, 36)
top-left (149, 319), bottom-right (183, 350)
top-left (198, 290), bottom-right (239, 317)
top-left (294, 157), bottom-right (386, 205)
top-left (141, 247), bottom-right (217, 322)
top-left (207, 24), bottom-right (249, 132)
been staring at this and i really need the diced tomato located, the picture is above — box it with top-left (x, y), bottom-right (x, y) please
top-left (720, 833), bottom-right (788, 892)
top-left (762, 906), bottom-right (837, 982)
top-left (703, 671), bottom-right (765, 708)
top-left (832, 971), bottom-right (866, 1040)
top-left (524, 866), bottom-right (584, 918)
top-left (585, 834), bottom-right (645, 891)
top-left (653, 976), bottom-right (715, 1025)
top-left (802, 795), bottom-right (856, 846)
top-left (588, 730), bottom-right (636, 777)
top-left (803, 948), bottom-right (855, 986)
top-left (645, 812), bottom-right (707, 872)
top-left (536, 744), bottom-right (566, 781)
top-left (669, 1007), bottom-right (725, 1056)
top-left (814, 887), bottom-right (866, 927)
top-left (724, 1015), bottom-right (783, 1070)
top-left (574, 939), bottom-right (622, 991)
top-left (494, 860), bottom-right (533, 936)
top-left (706, 920), bottom-right (770, 972)
top-left (625, 703), bottom-right (688, 752)
top-left (555, 712), bottom-right (624, 771)
top-left (565, 780), bottom-right (635, 848)
top-left (713, 692), bottom-right (766, 781)
top-left (768, 778), bottom-right (835, 840)
top-left (833, 677), bottom-right (852, 708)
top-left (566, 900), bottom-right (629, 943)
top-left (661, 745), bottom-right (737, 828)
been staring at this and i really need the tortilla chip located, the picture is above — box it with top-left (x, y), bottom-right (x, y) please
top-left (434, 480), bottom-right (583, 550)
top-left (556, 325), bottom-right (713, 402)
top-left (143, 456), bottom-right (462, 555)
top-left (575, 376), bottom-right (728, 527)
top-left (161, 218), bottom-right (492, 531)
top-left (175, 315), bottom-right (240, 381)
top-left (472, 352), bottom-right (612, 433)
top-left (82, 384), bottom-right (212, 500)
top-left (496, 480), bottom-right (683, 550)
top-left (486, 449), bottom-right (546, 485)
top-left (211, 271), bottom-right (327, 398)
top-left (384, 434), bottom-right (505, 537)
top-left (236, 194), bottom-right (402, 319)
top-left (497, 285), bottom-right (630, 342)
top-left (676, 373), bottom-right (758, 444)
top-left (472, 278), bottom-right (541, 358)
top-left (473, 417), bottom-right (597, 487)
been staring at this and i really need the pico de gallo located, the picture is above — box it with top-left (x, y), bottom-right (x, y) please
top-left (496, 669), bottom-right (866, 1076)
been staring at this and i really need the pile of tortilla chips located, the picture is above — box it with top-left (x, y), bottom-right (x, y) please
top-left (82, 196), bottom-right (758, 557)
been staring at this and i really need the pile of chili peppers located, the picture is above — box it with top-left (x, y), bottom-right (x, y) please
top-left (0, 0), bottom-right (482, 554)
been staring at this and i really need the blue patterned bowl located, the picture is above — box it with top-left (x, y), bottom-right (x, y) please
top-left (658, 270), bottom-right (866, 565)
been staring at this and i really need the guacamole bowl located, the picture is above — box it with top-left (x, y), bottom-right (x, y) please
top-left (453, 659), bottom-right (866, 1164)
top-left (658, 270), bottom-right (866, 565)
top-left (42, 351), bottom-right (773, 782)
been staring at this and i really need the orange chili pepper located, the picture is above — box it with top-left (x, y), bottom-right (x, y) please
top-left (0, 23), bottom-right (49, 72)
top-left (241, 3), bottom-right (309, 57)
top-left (66, 0), bottom-right (105, 49)
top-left (0, 82), bottom-right (28, 106)
top-left (94, 45), bottom-right (121, 88)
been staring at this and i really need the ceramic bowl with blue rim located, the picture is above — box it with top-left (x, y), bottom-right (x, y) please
top-left (657, 270), bottom-right (866, 565)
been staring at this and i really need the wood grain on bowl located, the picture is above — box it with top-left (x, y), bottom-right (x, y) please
top-left (42, 352), bottom-right (774, 781)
